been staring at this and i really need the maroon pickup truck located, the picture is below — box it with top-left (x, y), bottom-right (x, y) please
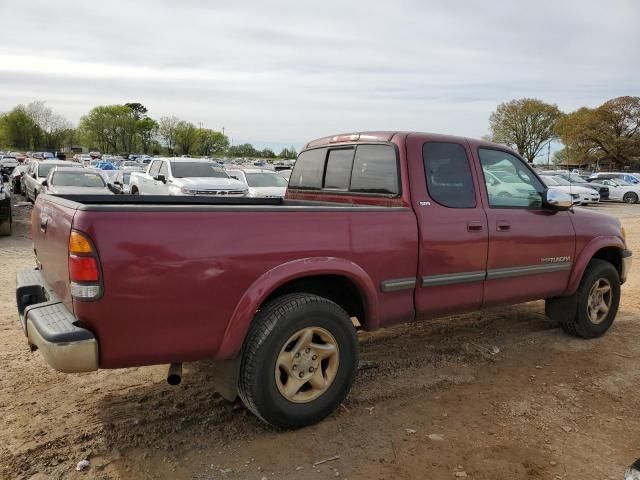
top-left (17, 131), bottom-right (632, 428)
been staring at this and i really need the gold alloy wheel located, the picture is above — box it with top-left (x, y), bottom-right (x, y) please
top-left (275, 327), bottom-right (340, 403)
top-left (587, 278), bottom-right (613, 324)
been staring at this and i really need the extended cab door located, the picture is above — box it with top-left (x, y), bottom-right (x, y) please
top-left (470, 144), bottom-right (575, 305)
top-left (407, 135), bottom-right (489, 319)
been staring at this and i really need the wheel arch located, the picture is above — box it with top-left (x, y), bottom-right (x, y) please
top-left (565, 236), bottom-right (626, 295)
top-left (216, 257), bottom-right (378, 359)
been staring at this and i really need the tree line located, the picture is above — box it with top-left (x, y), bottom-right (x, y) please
top-left (0, 101), bottom-right (298, 159)
top-left (487, 96), bottom-right (640, 169)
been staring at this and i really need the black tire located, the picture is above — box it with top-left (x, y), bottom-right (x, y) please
top-left (550, 259), bottom-right (620, 338)
top-left (623, 192), bottom-right (638, 204)
top-left (131, 187), bottom-right (139, 195)
top-left (238, 293), bottom-right (358, 429)
top-left (12, 182), bottom-right (20, 195)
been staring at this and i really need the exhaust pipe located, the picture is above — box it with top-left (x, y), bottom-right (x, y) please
top-left (167, 362), bottom-right (182, 385)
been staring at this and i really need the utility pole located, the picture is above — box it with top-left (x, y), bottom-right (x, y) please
top-left (547, 142), bottom-right (551, 168)
top-left (222, 126), bottom-right (225, 137)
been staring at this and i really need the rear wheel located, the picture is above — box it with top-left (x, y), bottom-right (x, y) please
top-left (131, 187), bottom-right (139, 195)
top-left (238, 293), bottom-right (358, 428)
top-left (547, 259), bottom-right (620, 338)
top-left (623, 192), bottom-right (638, 204)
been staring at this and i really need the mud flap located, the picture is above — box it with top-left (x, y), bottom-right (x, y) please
top-left (209, 357), bottom-right (240, 401)
top-left (545, 295), bottom-right (578, 324)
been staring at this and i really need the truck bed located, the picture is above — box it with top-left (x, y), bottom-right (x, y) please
top-left (31, 193), bottom-right (418, 368)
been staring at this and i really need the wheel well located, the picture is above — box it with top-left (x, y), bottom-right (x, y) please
top-left (592, 247), bottom-right (622, 277)
top-left (131, 185), bottom-right (138, 193)
top-left (261, 275), bottom-right (367, 328)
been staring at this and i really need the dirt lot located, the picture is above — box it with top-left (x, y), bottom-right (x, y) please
top-left (1, 197), bottom-right (639, 480)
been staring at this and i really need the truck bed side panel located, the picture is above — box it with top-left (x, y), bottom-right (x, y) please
top-left (71, 208), bottom-right (417, 368)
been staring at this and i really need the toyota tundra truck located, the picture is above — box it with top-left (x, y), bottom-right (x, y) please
top-left (16, 131), bottom-right (632, 428)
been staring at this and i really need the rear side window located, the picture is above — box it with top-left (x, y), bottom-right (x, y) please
top-left (324, 148), bottom-right (354, 189)
top-left (289, 148), bottom-right (326, 189)
top-left (350, 145), bottom-right (399, 195)
top-left (423, 143), bottom-right (476, 208)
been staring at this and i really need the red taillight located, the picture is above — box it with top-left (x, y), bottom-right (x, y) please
top-left (69, 255), bottom-right (99, 282)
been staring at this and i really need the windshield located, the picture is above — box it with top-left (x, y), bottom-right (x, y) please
top-left (38, 163), bottom-right (73, 177)
top-left (492, 171), bottom-right (522, 183)
top-left (566, 174), bottom-right (587, 183)
top-left (171, 162), bottom-right (229, 178)
top-left (245, 172), bottom-right (288, 188)
top-left (51, 171), bottom-right (105, 187)
top-left (540, 176), bottom-right (558, 186)
top-left (549, 176), bottom-right (570, 186)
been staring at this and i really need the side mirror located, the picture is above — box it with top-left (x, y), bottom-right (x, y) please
top-left (41, 180), bottom-right (48, 187)
top-left (153, 174), bottom-right (166, 183)
top-left (544, 188), bottom-right (572, 211)
top-left (32, 173), bottom-right (37, 179)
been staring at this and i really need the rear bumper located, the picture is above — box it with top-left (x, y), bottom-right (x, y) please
top-left (16, 269), bottom-right (99, 373)
top-left (621, 249), bottom-right (632, 284)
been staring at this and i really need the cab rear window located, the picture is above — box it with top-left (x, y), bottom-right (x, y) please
top-left (289, 144), bottom-right (399, 196)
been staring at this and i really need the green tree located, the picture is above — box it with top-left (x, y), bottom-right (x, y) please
top-left (556, 96), bottom-right (640, 168)
top-left (488, 98), bottom-right (562, 163)
top-left (158, 116), bottom-right (179, 154)
top-left (228, 143), bottom-right (258, 157)
top-left (278, 146), bottom-right (298, 159)
top-left (124, 102), bottom-right (148, 120)
top-left (174, 121), bottom-right (198, 155)
top-left (136, 117), bottom-right (158, 154)
top-left (0, 106), bottom-right (37, 149)
top-left (196, 129), bottom-right (229, 156)
top-left (78, 105), bottom-right (137, 153)
top-left (260, 148), bottom-right (276, 158)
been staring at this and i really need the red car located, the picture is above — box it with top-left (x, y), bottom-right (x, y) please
top-left (17, 131), bottom-right (632, 428)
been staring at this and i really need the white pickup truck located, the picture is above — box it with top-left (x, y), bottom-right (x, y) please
top-left (129, 158), bottom-right (248, 196)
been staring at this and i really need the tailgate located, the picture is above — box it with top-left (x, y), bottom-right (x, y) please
top-left (32, 196), bottom-right (77, 310)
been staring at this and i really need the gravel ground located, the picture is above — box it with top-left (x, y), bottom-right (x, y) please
top-left (1, 195), bottom-right (639, 480)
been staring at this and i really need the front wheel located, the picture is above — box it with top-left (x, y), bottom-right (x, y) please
top-left (548, 259), bottom-right (620, 338)
top-left (238, 293), bottom-right (358, 428)
top-left (623, 192), bottom-right (638, 204)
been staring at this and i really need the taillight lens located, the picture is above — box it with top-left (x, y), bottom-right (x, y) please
top-left (68, 230), bottom-right (101, 300)
top-left (69, 255), bottom-right (99, 282)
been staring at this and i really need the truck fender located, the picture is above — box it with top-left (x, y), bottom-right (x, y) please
top-left (215, 257), bottom-right (379, 360)
top-left (564, 236), bottom-right (626, 295)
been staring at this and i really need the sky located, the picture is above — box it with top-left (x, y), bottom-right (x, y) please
top-left (1, 0), bottom-right (639, 154)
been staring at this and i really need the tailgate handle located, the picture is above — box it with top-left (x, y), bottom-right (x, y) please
top-left (40, 217), bottom-right (48, 233)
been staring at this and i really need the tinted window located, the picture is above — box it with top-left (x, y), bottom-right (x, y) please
top-left (423, 143), bottom-right (475, 208)
top-left (289, 148), bottom-right (326, 189)
top-left (324, 148), bottom-right (354, 189)
top-left (350, 145), bottom-right (398, 195)
top-left (171, 162), bottom-right (229, 178)
top-left (478, 149), bottom-right (544, 208)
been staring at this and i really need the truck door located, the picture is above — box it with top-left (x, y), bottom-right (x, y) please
top-left (157, 160), bottom-right (170, 194)
top-left (146, 160), bottom-right (162, 194)
top-left (407, 135), bottom-right (489, 319)
top-left (471, 145), bottom-right (575, 305)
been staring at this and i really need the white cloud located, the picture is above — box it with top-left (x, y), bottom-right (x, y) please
top-left (0, 0), bottom-right (638, 150)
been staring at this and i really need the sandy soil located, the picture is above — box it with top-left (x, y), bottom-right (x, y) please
top-left (1, 196), bottom-right (639, 480)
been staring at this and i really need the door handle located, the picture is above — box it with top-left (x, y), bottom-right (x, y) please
top-left (496, 221), bottom-right (511, 232)
top-left (40, 217), bottom-right (48, 233)
top-left (467, 221), bottom-right (483, 232)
